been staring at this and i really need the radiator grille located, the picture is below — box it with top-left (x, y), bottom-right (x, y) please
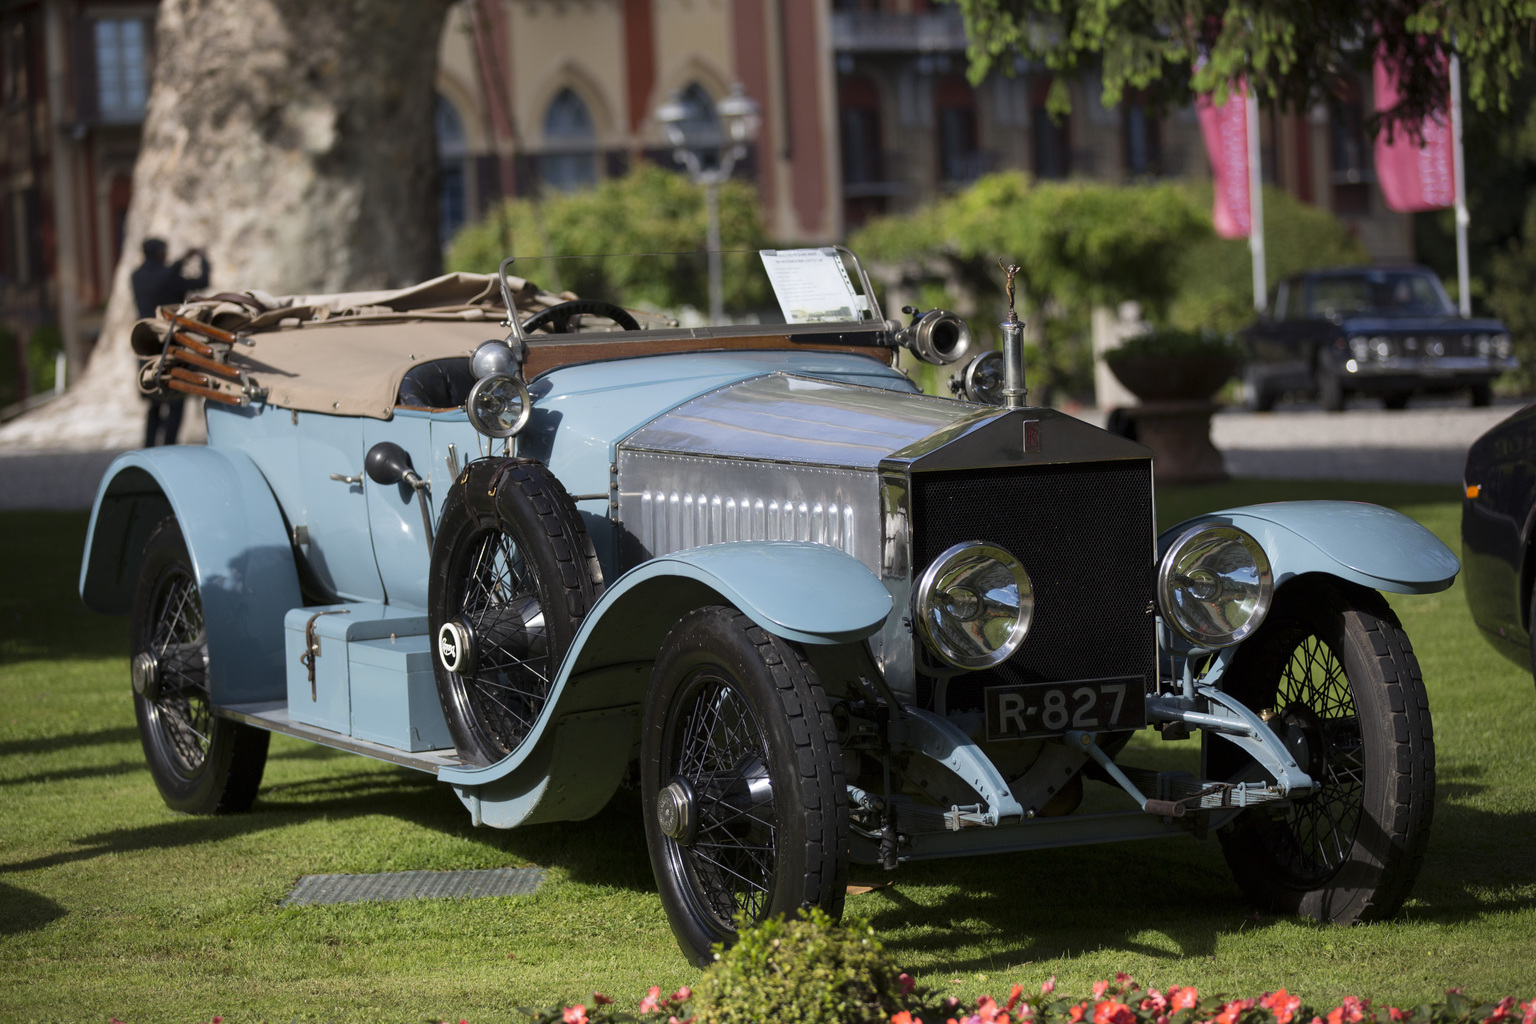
top-left (910, 460), bottom-right (1155, 713)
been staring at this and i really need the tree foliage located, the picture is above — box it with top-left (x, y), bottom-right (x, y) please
top-left (948, 0), bottom-right (1536, 138)
top-left (446, 164), bottom-right (768, 314)
top-left (852, 173), bottom-right (1210, 401)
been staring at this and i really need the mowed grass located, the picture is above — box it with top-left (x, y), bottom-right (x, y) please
top-left (2, 479), bottom-right (1534, 1022)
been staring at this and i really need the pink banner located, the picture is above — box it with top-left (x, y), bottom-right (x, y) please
top-left (1373, 54), bottom-right (1455, 212)
top-left (1196, 81), bottom-right (1251, 239)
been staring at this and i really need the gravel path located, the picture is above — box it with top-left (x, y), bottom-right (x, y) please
top-left (1, 400), bottom-right (1522, 512)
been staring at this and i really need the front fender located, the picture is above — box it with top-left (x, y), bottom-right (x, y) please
top-left (79, 448), bottom-right (301, 705)
top-left (437, 542), bottom-right (892, 823)
top-left (1159, 501), bottom-right (1460, 595)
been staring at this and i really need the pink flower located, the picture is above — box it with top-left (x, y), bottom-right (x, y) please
top-left (1144, 989), bottom-right (1170, 1016)
top-left (1388, 1010), bottom-right (1404, 1022)
top-left (1214, 997), bottom-right (1255, 1024)
top-left (1172, 987), bottom-right (1200, 1012)
top-left (1521, 999), bottom-right (1536, 1024)
top-left (900, 973), bottom-right (916, 997)
top-left (1096, 1001), bottom-right (1136, 1024)
top-left (1043, 977), bottom-right (1058, 996)
top-left (563, 1006), bottom-right (588, 1024)
top-left (1008, 984), bottom-right (1026, 1012)
top-left (671, 987), bottom-right (693, 1003)
top-left (1095, 981), bottom-right (1112, 999)
top-left (1116, 973), bottom-right (1137, 991)
top-left (1261, 990), bottom-right (1302, 1024)
top-left (1327, 996), bottom-right (1366, 1024)
top-left (1487, 998), bottom-right (1518, 1023)
top-left (639, 986), bottom-right (662, 1015)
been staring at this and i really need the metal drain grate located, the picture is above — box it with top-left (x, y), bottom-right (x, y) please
top-left (285, 867), bottom-right (545, 906)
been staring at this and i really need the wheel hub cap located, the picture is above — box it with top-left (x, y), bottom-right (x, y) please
top-left (657, 778), bottom-right (697, 844)
top-left (436, 620), bottom-right (476, 675)
top-left (131, 651), bottom-right (159, 701)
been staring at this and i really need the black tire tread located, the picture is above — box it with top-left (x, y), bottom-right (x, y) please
top-left (1216, 577), bottom-right (1433, 924)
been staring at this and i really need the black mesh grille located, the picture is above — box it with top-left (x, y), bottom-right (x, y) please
top-left (910, 460), bottom-right (1156, 713)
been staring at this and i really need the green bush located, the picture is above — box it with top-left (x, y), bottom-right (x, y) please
top-left (1166, 184), bottom-right (1370, 335)
top-left (1104, 327), bottom-right (1243, 363)
top-left (27, 324), bottom-right (62, 394)
top-left (692, 908), bottom-right (909, 1024)
top-left (445, 163), bottom-right (769, 315)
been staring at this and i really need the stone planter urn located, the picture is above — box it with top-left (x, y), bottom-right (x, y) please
top-left (1106, 352), bottom-right (1241, 485)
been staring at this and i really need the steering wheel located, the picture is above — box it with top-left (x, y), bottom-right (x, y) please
top-left (521, 299), bottom-right (641, 335)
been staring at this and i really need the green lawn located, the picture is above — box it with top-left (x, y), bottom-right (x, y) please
top-left (2, 480), bottom-right (1533, 1023)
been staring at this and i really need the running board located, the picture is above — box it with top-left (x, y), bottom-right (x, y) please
top-left (219, 700), bottom-right (466, 775)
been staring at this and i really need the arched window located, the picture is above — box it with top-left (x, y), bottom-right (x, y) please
top-left (542, 87), bottom-right (597, 192)
top-left (676, 82), bottom-right (721, 147)
top-left (436, 94), bottom-right (469, 245)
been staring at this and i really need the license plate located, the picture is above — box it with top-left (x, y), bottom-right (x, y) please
top-left (984, 677), bottom-right (1144, 741)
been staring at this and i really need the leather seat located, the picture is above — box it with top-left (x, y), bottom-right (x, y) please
top-left (397, 358), bottom-right (478, 409)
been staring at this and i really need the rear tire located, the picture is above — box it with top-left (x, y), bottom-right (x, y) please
top-left (1316, 366), bottom-right (1345, 412)
top-left (1382, 391), bottom-right (1410, 411)
top-left (1470, 382), bottom-right (1493, 407)
top-left (131, 518), bottom-right (268, 814)
top-left (641, 607), bottom-right (848, 966)
top-left (1210, 577), bottom-right (1433, 923)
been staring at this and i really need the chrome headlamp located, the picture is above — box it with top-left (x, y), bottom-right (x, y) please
top-left (465, 373), bottom-right (532, 438)
top-left (1157, 524), bottom-right (1273, 647)
top-left (913, 541), bottom-right (1033, 669)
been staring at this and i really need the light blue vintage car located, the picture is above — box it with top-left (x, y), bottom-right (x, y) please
top-left (81, 250), bottom-right (1459, 965)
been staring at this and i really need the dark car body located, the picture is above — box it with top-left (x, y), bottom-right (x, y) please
top-left (1243, 265), bottom-right (1515, 411)
top-left (1462, 401), bottom-right (1536, 680)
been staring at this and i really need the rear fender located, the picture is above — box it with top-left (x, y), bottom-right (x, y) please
top-left (79, 448), bottom-right (301, 704)
top-left (438, 541), bottom-right (892, 826)
top-left (1159, 501), bottom-right (1459, 596)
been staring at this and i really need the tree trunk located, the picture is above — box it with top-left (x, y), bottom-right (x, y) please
top-left (0, 0), bottom-right (454, 450)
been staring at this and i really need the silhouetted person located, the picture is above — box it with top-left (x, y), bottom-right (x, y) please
top-left (132, 238), bottom-right (210, 447)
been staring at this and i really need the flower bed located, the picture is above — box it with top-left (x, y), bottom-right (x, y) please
top-left (512, 912), bottom-right (1534, 1024)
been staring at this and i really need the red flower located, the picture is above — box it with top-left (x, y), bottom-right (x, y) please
top-left (1043, 977), bottom-right (1058, 996)
top-left (1096, 1000), bottom-right (1136, 1024)
top-left (1009, 984), bottom-right (1026, 1012)
top-left (563, 1006), bottom-right (588, 1024)
top-left (1071, 1003), bottom-right (1089, 1022)
top-left (1172, 987), bottom-right (1200, 1012)
top-left (593, 993), bottom-right (613, 1006)
top-left (639, 986), bottom-right (662, 1015)
top-left (1214, 997), bottom-right (1255, 1024)
top-left (1521, 999), bottom-right (1536, 1024)
top-left (1261, 989), bottom-right (1302, 1024)
top-left (891, 1013), bottom-right (915, 1024)
top-left (1488, 998), bottom-right (1518, 1023)
top-left (1095, 981), bottom-right (1112, 1000)
top-left (900, 973), bottom-right (916, 997)
top-left (1145, 989), bottom-right (1170, 1016)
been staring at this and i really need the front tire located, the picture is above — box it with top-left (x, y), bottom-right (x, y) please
top-left (641, 607), bottom-right (849, 966)
top-left (131, 518), bottom-right (269, 814)
top-left (1316, 365), bottom-right (1346, 412)
top-left (1211, 577), bottom-right (1433, 923)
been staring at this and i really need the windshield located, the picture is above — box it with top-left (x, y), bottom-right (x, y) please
top-left (490, 248), bottom-right (881, 334)
top-left (1307, 270), bottom-right (1454, 318)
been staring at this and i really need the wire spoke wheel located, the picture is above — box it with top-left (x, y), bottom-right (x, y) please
top-left (642, 606), bottom-right (847, 966)
top-left (130, 517), bottom-right (268, 814)
top-left (454, 528), bottom-right (552, 754)
top-left (1264, 634), bottom-right (1364, 885)
top-left (1214, 578), bottom-right (1433, 924)
top-left (430, 459), bottom-right (604, 766)
top-left (667, 675), bottom-right (778, 927)
top-left (142, 565), bottom-right (213, 773)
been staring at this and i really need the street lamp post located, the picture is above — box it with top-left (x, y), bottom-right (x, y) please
top-left (655, 84), bottom-right (761, 324)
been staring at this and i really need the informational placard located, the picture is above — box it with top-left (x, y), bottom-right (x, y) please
top-left (760, 248), bottom-right (866, 324)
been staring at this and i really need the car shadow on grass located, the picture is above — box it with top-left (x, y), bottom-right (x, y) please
top-left (0, 758), bottom-right (658, 895)
top-left (0, 881), bottom-right (66, 934)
